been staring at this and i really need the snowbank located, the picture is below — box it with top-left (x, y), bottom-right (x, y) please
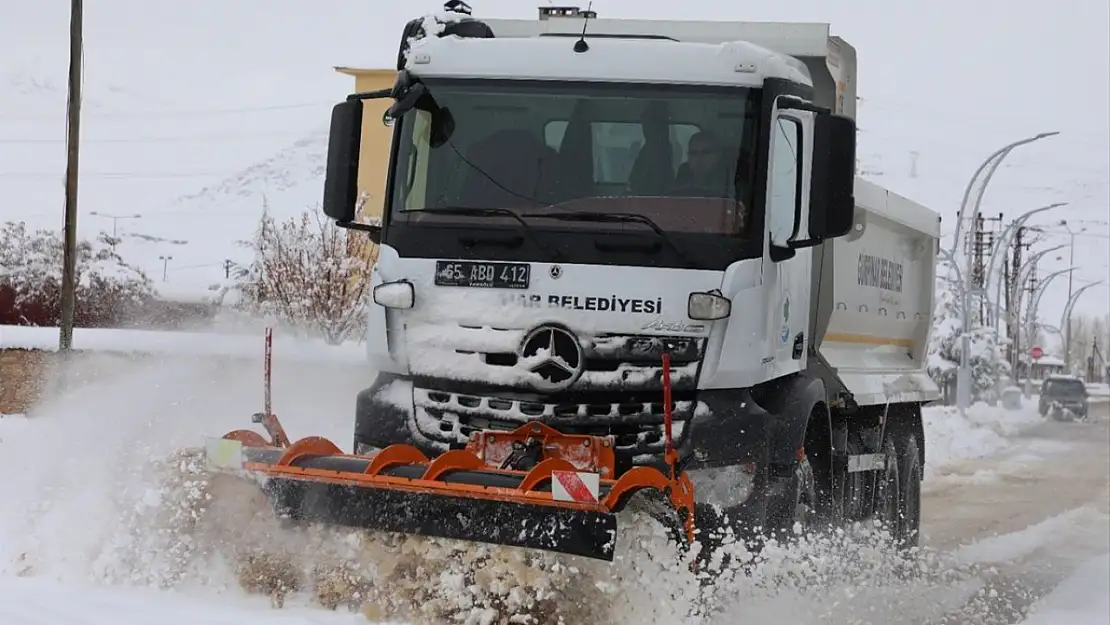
top-left (1015, 552), bottom-right (1110, 625)
top-left (0, 324), bottom-right (365, 365)
top-left (921, 401), bottom-right (1043, 477)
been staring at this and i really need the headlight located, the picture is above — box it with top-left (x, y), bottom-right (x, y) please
top-left (373, 280), bottom-right (415, 309)
top-left (688, 291), bottom-right (731, 321)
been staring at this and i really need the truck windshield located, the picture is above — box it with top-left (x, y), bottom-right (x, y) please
top-left (388, 78), bottom-right (761, 238)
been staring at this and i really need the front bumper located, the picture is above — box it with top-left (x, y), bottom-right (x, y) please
top-left (354, 374), bottom-right (771, 481)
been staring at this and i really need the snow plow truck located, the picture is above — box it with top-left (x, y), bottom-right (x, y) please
top-left (205, 2), bottom-right (942, 564)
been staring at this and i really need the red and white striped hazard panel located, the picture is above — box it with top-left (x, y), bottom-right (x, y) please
top-left (551, 470), bottom-right (600, 504)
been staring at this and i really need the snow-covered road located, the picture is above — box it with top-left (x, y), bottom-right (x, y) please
top-left (0, 355), bottom-right (1107, 624)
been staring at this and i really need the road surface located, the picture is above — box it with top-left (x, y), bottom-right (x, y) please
top-left (916, 404), bottom-right (1110, 625)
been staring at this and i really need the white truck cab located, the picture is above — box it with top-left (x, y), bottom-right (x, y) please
top-left (320, 2), bottom-right (940, 550)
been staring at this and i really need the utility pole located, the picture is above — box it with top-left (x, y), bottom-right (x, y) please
top-left (59, 0), bottom-right (84, 352)
top-left (978, 213), bottom-right (1002, 324)
top-left (1023, 265), bottom-right (1039, 373)
top-left (1008, 225), bottom-right (1026, 369)
top-left (223, 259), bottom-right (233, 279)
top-left (159, 255), bottom-right (173, 282)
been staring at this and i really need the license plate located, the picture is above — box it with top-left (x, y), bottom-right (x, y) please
top-left (434, 260), bottom-right (530, 289)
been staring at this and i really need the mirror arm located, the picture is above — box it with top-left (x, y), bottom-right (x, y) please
top-left (787, 237), bottom-right (823, 250)
top-left (776, 96), bottom-right (829, 114)
top-left (347, 88), bottom-right (393, 101)
top-left (336, 220), bottom-right (383, 244)
top-left (337, 220), bottom-right (381, 233)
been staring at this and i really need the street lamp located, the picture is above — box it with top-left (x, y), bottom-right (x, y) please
top-left (1056, 220), bottom-right (1086, 370)
top-left (985, 203), bottom-right (1067, 328)
top-left (1061, 281), bottom-right (1105, 373)
top-left (89, 211), bottom-right (142, 240)
top-left (1021, 266), bottom-right (1077, 377)
top-left (1009, 243), bottom-right (1066, 359)
top-left (948, 132), bottom-right (1060, 257)
top-left (954, 131), bottom-right (1059, 415)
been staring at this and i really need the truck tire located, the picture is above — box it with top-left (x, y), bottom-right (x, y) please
top-left (895, 433), bottom-right (922, 549)
top-left (872, 438), bottom-right (901, 539)
top-left (794, 456), bottom-right (819, 532)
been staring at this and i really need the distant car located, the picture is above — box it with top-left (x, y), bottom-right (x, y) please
top-left (1039, 375), bottom-right (1089, 420)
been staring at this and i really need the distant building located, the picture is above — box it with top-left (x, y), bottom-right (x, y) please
top-left (1017, 354), bottom-right (1067, 380)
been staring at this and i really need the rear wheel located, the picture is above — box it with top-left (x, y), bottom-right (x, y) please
top-left (895, 433), bottom-right (922, 549)
top-left (871, 438), bottom-right (902, 539)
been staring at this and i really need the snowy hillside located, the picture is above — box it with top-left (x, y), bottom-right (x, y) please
top-left (1, 0), bottom-right (1107, 315)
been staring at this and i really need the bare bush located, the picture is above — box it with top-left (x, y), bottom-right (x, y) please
top-left (0, 221), bottom-right (154, 326)
top-left (230, 207), bottom-right (373, 344)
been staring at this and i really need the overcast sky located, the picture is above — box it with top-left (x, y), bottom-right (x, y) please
top-left (3, 0), bottom-right (1108, 323)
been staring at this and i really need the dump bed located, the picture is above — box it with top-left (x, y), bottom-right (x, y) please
top-left (815, 179), bottom-right (942, 405)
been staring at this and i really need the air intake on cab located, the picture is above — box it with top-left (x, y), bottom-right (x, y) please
top-left (538, 6), bottom-right (599, 20)
top-left (397, 1), bottom-right (496, 70)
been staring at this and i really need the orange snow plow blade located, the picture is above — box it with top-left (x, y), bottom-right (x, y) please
top-left (206, 419), bottom-right (696, 561)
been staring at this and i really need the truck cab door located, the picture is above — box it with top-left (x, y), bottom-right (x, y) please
top-left (762, 107), bottom-right (814, 376)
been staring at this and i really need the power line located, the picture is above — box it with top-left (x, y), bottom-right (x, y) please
top-left (0, 170), bottom-right (235, 179)
top-left (0, 130), bottom-right (308, 144)
top-left (0, 101), bottom-right (334, 120)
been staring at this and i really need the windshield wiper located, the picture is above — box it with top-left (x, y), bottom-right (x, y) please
top-left (417, 207), bottom-right (563, 262)
top-left (527, 211), bottom-right (696, 268)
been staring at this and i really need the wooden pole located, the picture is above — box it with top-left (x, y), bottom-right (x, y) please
top-left (59, 0), bottom-right (83, 352)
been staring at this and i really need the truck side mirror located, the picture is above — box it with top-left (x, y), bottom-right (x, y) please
top-left (322, 99), bottom-right (364, 224)
top-left (805, 112), bottom-right (856, 241)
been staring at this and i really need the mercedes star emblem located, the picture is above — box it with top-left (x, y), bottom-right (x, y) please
top-left (518, 325), bottom-right (584, 392)
top-left (549, 265), bottom-right (563, 279)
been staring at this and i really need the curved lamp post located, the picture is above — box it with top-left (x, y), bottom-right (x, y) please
top-left (949, 132), bottom-right (1060, 256)
top-left (1008, 244), bottom-right (1066, 370)
top-left (1060, 281), bottom-right (1105, 373)
top-left (954, 132), bottom-right (1059, 415)
top-left (985, 202), bottom-right (1067, 324)
top-left (1021, 266), bottom-right (1077, 371)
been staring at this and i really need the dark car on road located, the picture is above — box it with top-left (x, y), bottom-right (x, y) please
top-left (1038, 375), bottom-right (1089, 420)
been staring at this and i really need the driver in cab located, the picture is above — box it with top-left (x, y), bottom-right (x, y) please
top-left (673, 131), bottom-right (750, 235)
top-left (674, 131), bottom-right (731, 194)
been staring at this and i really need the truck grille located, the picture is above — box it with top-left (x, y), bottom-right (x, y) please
top-left (405, 323), bottom-right (705, 393)
top-left (409, 387), bottom-right (694, 458)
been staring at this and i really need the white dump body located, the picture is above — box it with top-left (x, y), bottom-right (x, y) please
top-left (818, 179), bottom-right (942, 405)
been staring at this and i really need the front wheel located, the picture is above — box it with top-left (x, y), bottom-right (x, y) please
top-left (793, 457), bottom-right (819, 532)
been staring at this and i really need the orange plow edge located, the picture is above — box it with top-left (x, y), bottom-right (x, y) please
top-left (204, 419), bottom-right (697, 561)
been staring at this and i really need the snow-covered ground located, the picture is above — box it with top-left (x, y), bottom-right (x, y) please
top-left (1, 333), bottom-right (1107, 623)
top-left (1018, 553), bottom-right (1110, 625)
top-left (0, 324), bottom-right (365, 364)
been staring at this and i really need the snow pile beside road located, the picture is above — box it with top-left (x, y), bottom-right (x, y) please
top-left (1015, 552), bottom-right (1110, 625)
top-left (921, 401), bottom-right (1043, 477)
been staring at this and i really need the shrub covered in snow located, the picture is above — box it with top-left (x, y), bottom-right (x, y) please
top-left (927, 263), bottom-right (1009, 402)
top-left (0, 221), bottom-right (154, 326)
top-left (229, 207), bottom-right (373, 345)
